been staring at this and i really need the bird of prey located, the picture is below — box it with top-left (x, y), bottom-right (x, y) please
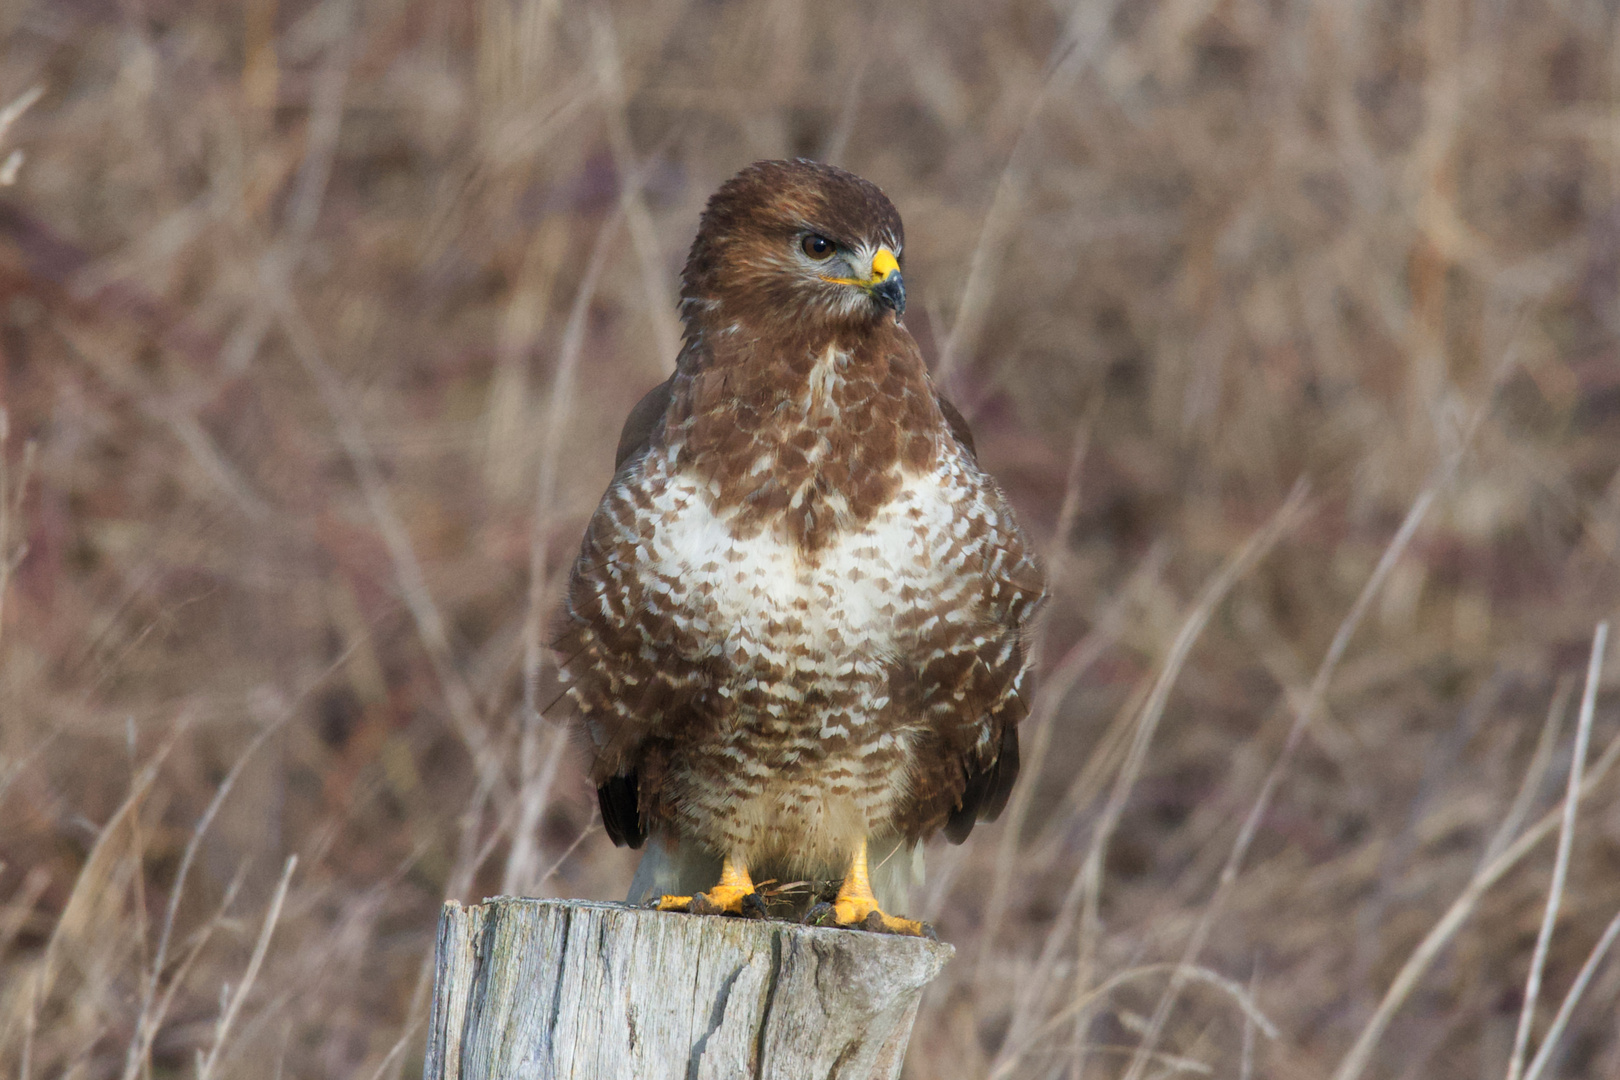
top-left (555, 159), bottom-right (1043, 936)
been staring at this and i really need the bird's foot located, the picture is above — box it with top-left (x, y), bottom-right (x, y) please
top-left (805, 896), bottom-right (936, 939)
top-left (652, 883), bottom-right (765, 918)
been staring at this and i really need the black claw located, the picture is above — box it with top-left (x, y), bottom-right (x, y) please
top-left (741, 892), bottom-right (768, 919)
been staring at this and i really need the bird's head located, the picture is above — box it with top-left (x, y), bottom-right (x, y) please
top-left (679, 159), bottom-right (906, 337)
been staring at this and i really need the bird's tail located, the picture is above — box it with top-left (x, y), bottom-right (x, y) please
top-left (626, 833), bottom-right (722, 906)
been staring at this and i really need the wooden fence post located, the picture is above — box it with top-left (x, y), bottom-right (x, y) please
top-left (423, 897), bottom-right (953, 1080)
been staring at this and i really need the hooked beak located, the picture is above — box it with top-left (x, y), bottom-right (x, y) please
top-left (870, 271), bottom-right (905, 314)
top-left (822, 246), bottom-right (906, 316)
top-left (866, 246), bottom-right (905, 315)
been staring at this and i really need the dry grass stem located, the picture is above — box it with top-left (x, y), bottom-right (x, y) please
top-left (118, 655), bottom-right (349, 1080)
top-left (1522, 906), bottom-right (1620, 1080)
top-left (505, 199), bottom-right (637, 896)
top-left (1507, 622), bottom-right (1607, 1080)
top-left (0, 434), bottom-right (35, 640)
top-left (1074, 483), bottom-right (1310, 984)
top-left (988, 484), bottom-right (1307, 1073)
top-left (588, 9), bottom-right (682, 371)
top-left (7, 3), bottom-right (1620, 1075)
top-left (974, 531), bottom-right (1140, 973)
top-left (195, 855), bottom-right (297, 1080)
top-left (1334, 645), bottom-right (1620, 1080)
top-left (272, 281), bottom-right (500, 790)
top-left (0, 86), bottom-right (43, 148)
top-left (20, 729), bottom-right (181, 1022)
top-left (1122, 476), bottom-right (1443, 1080)
top-left (1482, 677), bottom-right (1574, 868)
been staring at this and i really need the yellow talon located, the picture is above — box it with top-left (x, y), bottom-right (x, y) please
top-left (813, 838), bottom-right (934, 938)
top-left (653, 855), bottom-right (760, 916)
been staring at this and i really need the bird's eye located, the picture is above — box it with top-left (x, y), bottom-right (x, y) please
top-left (801, 234), bottom-right (835, 261)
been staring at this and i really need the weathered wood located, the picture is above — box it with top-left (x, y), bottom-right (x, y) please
top-left (423, 897), bottom-right (953, 1080)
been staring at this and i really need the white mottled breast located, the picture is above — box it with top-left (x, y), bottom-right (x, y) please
top-left (607, 446), bottom-right (987, 868)
top-left (637, 452), bottom-right (978, 702)
top-left (567, 341), bottom-right (1036, 871)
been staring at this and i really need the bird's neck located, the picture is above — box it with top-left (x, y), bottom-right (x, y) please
top-left (666, 318), bottom-right (946, 551)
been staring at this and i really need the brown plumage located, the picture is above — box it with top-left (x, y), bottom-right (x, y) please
top-left (555, 159), bottom-right (1043, 932)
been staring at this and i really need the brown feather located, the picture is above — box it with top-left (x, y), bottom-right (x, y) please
top-left (555, 159), bottom-right (1045, 883)
top-left (614, 376), bottom-right (674, 471)
top-left (937, 393), bottom-right (977, 460)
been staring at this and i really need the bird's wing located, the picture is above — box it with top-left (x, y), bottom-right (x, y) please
top-left (936, 392), bottom-right (978, 460)
top-left (928, 395), bottom-right (1029, 842)
top-left (930, 468), bottom-right (1044, 845)
top-left (615, 375), bottom-right (675, 471)
top-left (566, 375), bottom-right (679, 850)
top-left (944, 714), bottom-right (1022, 842)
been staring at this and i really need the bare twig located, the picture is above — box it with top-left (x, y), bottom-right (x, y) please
top-left (1482, 677), bottom-right (1574, 868)
top-left (498, 722), bottom-right (570, 897)
top-left (588, 7), bottom-right (682, 371)
top-left (975, 413), bottom-right (1105, 970)
top-left (986, 482), bottom-right (1308, 1073)
top-left (195, 855), bottom-right (297, 1080)
top-left (1507, 622), bottom-right (1606, 1080)
top-left (363, 1016), bottom-right (425, 1080)
top-left (935, 0), bottom-right (1125, 388)
top-left (987, 961), bottom-right (1277, 1080)
top-left (1120, 480), bottom-right (1440, 1080)
top-left (1523, 906), bottom-right (1620, 1080)
top-left (0, 85), bottom-right (43, 147)
top-left (223, 0), bottom-right (356, 378)
top-left (1077, 483), bottom-right (1310, 1042)
top-left (120, 646), bottom-right (354, 1080)
top-left (0, 411), bottom-right (35, 642)
top-left (269, 280), bottom-right (504, 800)
top-left (131, 863), bottom-right (252, 1080)
top-left (1334, 647), bottom-right (1620, 1080)
top-left (501, 196), bottom-right (632, 896)
top-left (1239, 960), bottom-right (1260, 1080)
top-left (521, 203), bottom-right (626, 720)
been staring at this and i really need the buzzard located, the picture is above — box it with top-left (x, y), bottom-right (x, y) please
top-left (555, 159), bottom-right (1043, 936)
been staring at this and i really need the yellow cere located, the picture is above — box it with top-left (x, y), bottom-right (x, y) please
top-left (870, 247), bottom-right (899, 282)
top-left (820, 246), bottom-right (902, 288)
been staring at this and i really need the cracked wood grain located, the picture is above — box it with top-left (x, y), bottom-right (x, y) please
top-left (423, 898), bottom-right (952, 1080)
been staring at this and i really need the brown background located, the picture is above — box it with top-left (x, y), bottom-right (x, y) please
top-left (2, 0), bottom-right (1620, 1076)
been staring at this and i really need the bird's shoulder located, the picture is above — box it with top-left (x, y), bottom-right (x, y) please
top-left (613, 374), bottom-right (676, 472)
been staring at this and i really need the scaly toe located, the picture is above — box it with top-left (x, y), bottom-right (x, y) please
top-left (652, 894), bottom-right (695, 912)
top-left (859, 910), bottom-right (937, 939)
top-left (686, 882), bottom-right (758, 917)
top-left (809, 896), bottom-right (934, 938)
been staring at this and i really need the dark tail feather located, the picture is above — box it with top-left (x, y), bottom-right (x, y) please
top-left (598, 773), bottom-right (646, 848)
top-left (944, 722), bottom-right (1021, 844)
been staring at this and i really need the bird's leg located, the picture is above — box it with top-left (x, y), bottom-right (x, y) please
top-left (808, 837), bottom-right (934, 938)
top-left (654, 854), bottom-right (764, 917)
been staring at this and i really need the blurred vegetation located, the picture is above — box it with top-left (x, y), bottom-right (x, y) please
top-left (2, 0), bottom-right (1620, 1076)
